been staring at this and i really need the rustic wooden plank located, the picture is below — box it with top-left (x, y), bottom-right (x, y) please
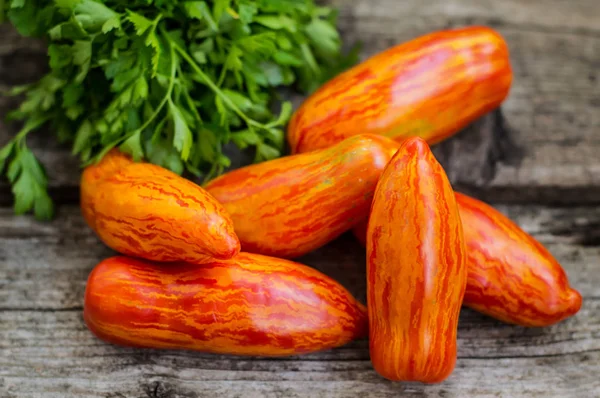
top-left (330, 0), bottom-right (600, 37)
top-left (1, 204), bottom-right (599, 310)
top-left (1, 0), bottom-right (600, 205)
top-left (1, 204), bottom-right (599, 396)
top-left (1, 309), bottom-right (599, 398)
top-left (2, 299), bottom-right (600, 362)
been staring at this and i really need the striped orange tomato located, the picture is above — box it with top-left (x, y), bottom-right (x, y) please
top-left (455, 193), bottom-right (582, 327)
top-left (367, 137), bottom-right (466, 383)
top-left (354, 194), bottom-right (582, 327)
top-left (84, 254), bottom-right (368, 356)
top-left (288, 26), bottom-right (512, 154)
top-left (205, 135), bottom-right (398, 258)
top-left (81, 150), bottom-right (240, 264)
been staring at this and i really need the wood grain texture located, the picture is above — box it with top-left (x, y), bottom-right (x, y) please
top-left (1, 205), bottom-right (599, 396)
top-left (0, 206), bottom-right (600, 398)
top-left (1, 308), bottom-right (600, 398)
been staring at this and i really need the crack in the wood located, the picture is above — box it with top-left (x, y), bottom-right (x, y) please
top-left (152, 381), bottom-right (161, 398)
top-left (434, 108), bottom-right (524, 187)
top-left (344, 14), bottom-right (600, 40)
top-left (2, 296), bottom-right (599, 315)
top-left (476, 18), bottom-right (600, 39)
top-left (456, 187), bottom-right (600, 206)
top-left (142, 380), bottom-right (197, 398)
top-left (461, 347), bottom-right (600, 361)
top-left (0, 306), bottom-right (84, 312)
top-left (544, 220), bottom-right (600, 247)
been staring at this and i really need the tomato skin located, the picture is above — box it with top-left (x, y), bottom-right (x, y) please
top-left (205, 135), bottom-right (398, 258)
top-left (288, 26), bottom-right (512, 154)
top-left (81, 150), bottom-right (240, 264)
top-left (367, 138), bottom-right (467, 383)
top-left (84, 253), bottom-right (368, 356)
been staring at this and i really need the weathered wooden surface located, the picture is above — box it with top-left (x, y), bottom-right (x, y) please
top-left (1, 0), bottom-right (600, 396)
top-left (1, 205), bottom-right (600, 397)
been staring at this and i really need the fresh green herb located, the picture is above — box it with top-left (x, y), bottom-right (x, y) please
top-left (1, 0), bottom-right (356, 220)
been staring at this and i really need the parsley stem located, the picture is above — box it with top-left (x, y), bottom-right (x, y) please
top-left (178, 64), bottom-right (203, 124)
top-left (167, 28), bottom-right (265, 130)
top-left (14, 115), bottom-right (51, 144)
top-left (91, 32), bottom-right (178, 164)
top-left (136, 35), bottom-right (178, 136)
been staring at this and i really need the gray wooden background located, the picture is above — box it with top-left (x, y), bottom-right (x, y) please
top-left (1, 0), bottom-right (599, 397)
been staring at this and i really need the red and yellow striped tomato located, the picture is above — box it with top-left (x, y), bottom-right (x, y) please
top-left (84, 253), bottom-right (368, 356)
top-left (354, 193), bottom-right (582, 327)
top-left (367, 137), bottom-right (466, 383)
top-left (455, 192), bottom-right (582, 327)
top-left (288, 26), bottom-right (512, 154)
top-left (81, 150), bottom-right (240, 264)
top-left (205, 135), bottom-right (398, 258)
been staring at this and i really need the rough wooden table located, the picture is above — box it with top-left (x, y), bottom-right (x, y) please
top-left (1, 1), bottom-right (599, 397)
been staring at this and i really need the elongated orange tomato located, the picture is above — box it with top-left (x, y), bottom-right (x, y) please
top-left (81, 150), bottom-right (240, 264)
top-left (455, 193), bottom-right (582, 326)
top-left (205, 135), bottom-right (397, 258)
top-left (367, 137), bottom-right (466, 383)
top-left (84, 254), bottom-right (368, 356)
top-left (288, 26), bottom-right (512, 154)
top-left (354, 193), bottom-right (583, 327)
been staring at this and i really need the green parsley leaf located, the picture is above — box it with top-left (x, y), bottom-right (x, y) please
top-left (185, 1), bottom-right (218, 31)
top-left (126, 10), bottom-right (153, 35)
top-left (73, 0), bottom-right (119, 33)
top-left (266, 127), bottom-right (284, 149)
top-left (272, 101), bottom-right (292, 127)
top-left (213, 0), bottom-right (230, 23)
top-left (102, 16), bottom-right (121, 33)
top-left (72, 40), bottom-right (92, 82)
top-left (72, 120), bottom-right (94, 155)
top-left (144, 136), bottom-right (184, 175)
top-left (238, 2), bottom-right (257, 24)
top-left (0, 141), bottom-right (15, 175)
top-left (305, 17), bottom-right (341, 58)
top-left (120, 130), bottom-right (144, 161)
top-left (169, 101), bottom-right (193, 161)
top-left (8, 145), bottom-right (53, 220)
top-left (54, 0), bottom-right (82, 10)
top-left (254, 15), bottom-right (296, 32)
top-left (231, 129), bottom-right (259, 148)
top-left (2, 0), bottom-right (354, 219)
top-left (256, 142), bottom-right (280, 161)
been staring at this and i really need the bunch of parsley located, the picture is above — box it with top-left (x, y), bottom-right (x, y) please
top-left (0, 0), bottom-right (355, 220)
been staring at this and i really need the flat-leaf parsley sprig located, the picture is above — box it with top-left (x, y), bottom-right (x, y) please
top-left (0, 0), bottom-right (356, 220)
